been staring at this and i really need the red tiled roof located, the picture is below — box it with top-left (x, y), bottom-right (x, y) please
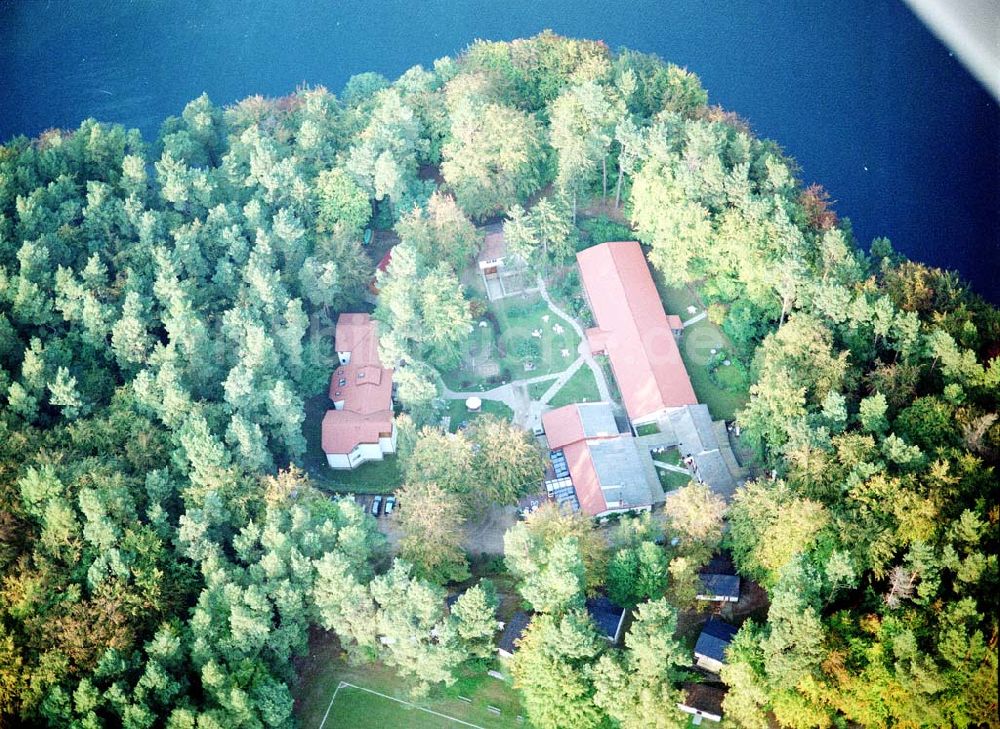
top-left (321, 410), bottom-right (393, 454)
top-left (541, 404), bottom-right (620, 517)
top-left (585, 327), bottom-right (609, 356)
top-left (563, 442), bottom-right (606, 515)
top-left (480, 231), bottom-right (506, 262)
top-left (577, 242), bottom-right (697, 421)
top-left (541, 405), bottom-right (587, 450)
top-left (328, 361), bottom-right (392, 416)
top-left (369, 248), bottom-right (394, 296)
top-left (335, 313), bottom-right (378, 357)
top-left (376, 248), bottom-right (394, 274)
top-left (323, 313), bottom-right (394, 455)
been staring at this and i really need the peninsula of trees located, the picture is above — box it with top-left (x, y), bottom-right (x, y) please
top-left (0, 32), bottom-right (996, 728)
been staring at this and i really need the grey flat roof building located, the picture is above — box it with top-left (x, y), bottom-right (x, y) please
top-left (577, 402), bottom-right (620, 437)
top-left (666, 404), bottom-right (737, 498)
top-left (587, 436), bottom-right (654, 510)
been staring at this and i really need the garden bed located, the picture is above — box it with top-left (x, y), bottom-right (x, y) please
top-left (651, 446), bottom-right (682, 466)
top-left (635, 422), bottom-right (660, 437)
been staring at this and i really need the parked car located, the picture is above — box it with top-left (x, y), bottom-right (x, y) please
top-left (384, 495), bottom-right (396, 515)
top-left (371, 495), bottom-right (382, 517)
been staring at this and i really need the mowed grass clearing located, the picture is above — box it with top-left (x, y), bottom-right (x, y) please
top-left (319, 683), bottom-right (478, 729)
top-left (444, 294), bottom-right (580, 390)
top-left (657, 467), bottom-right (693, 492)
top-left (645, 271), bottom-right (749, 421)
top-left (677, 318), bottom-right (748, 421)
top-left (295, 630), bottom-right (526, 729)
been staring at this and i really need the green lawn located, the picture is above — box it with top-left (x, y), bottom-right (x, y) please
top-left (446, 398), bottom-right (514, 433)
top-left (548, 365), bottom-right (601, 408)
top-left (643, 276), bottom-right (750, 421)
top-left (320, 685), bottom-right (458, 728)
top-left (527, 379), bottom-right (556, 401)
top-left (495, 296), bottom-right (580, 377)
top-left (649, 272), bottom-right (702, 319)
top-left (444, 294), bottom-right (580, 390)
top-left (677, 318), bottom-right (748, 421)
top-left (712, 361), bottom-right (747, 392)
top-left (656, 467), bottom-right (692, 492)
top-left (594, 354), bottom-right (621, 405)
top-left (635, 422), bottom-right (660, 437)
top-left (651, 447), bottom-right (682, 466)
top-left (294, 633), bottom-right (526, 729)
top-left (299, 391), bottom-right (403, 494)
top-left (314, 457), bottom-right (403, 494)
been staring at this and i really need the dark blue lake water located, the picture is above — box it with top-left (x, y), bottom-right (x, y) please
top-left (1, 0), bottom-right (997, 301)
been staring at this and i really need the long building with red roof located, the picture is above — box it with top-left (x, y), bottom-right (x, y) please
top-left (321, 313), bottom-right (396, 469)
top-left (577, 241), bottom-right (698, 425)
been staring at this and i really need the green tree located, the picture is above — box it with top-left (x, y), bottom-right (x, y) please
top-left (728, 480), bottom-right (830, 587)
top-left (504, 502), bottom-right (608, 598)
top-left (662, 482), bottom-right (727, 560)
top-left (395, 191), bottom-right (480, 271)
top-left (47, 366), bottom-right (85, 419)
top-left (606, 541), bottom-right (669, 608)
top-left (345, 89), bottom-right (427, 216)
top-left (315, 167), bottom-right (371, 235)
top-left (395, 481), bottom-right (470, 584)
top-left (369, 561), bottom-right (466, 696)
top-left (592, 598), bottom-right (688, 729)
top-left (549, 81), bottom-right (620, 218)
top-left (403, 427), bottom-right (474, 498)
top-left (451, 582), bottom-right (499, 659)
top-left (441, 97), bottom-right (545, 219)
top-left (511, 611), bottom-right (606, 729)
top-left (504, 526), bottom-right (586, 614)
top-left (468, 416), bottom-right (545, 506)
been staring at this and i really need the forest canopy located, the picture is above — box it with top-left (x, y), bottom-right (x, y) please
top-left (0, 31), bottom-right (996, 728)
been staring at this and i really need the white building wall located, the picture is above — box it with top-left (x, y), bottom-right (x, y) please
top-left (694, 654), bottom-right (725, 674)
top-left (326, 452), bottom-right (352, 469)
top-left (379, 425), bottom-right (397, 454)
top-left (327, 426), bottom-right (396, 470)
top-left (676, 704), bottom-right (722, 723)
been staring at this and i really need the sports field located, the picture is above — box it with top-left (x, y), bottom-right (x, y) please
top-left (319, 682), bottom-right (487, 729)
top-left (295, 633), bottom-right (527, 729)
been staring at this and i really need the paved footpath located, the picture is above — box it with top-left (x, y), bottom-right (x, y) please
top-left (535, 276), bottom-right (613, 403)
top-left (682, 310), bottom-right (707, 327)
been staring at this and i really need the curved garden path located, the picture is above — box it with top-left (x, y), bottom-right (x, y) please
top-left (441, 275), bottom-right (616, 431)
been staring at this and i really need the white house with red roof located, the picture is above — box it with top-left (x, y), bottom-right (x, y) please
top-left (321, 313), bottom-right (396, 469)
top-left (577, 241), bottom-right (698, 427)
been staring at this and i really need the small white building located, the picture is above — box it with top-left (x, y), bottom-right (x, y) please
top-left (696, 573), bottom-right (741, 604)
top-left (677, 684), bottom-right (726, 724)
top-left (497, 611), bottom-right (531, 660)
top-left (478, 230), bottom-right (528, 301)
